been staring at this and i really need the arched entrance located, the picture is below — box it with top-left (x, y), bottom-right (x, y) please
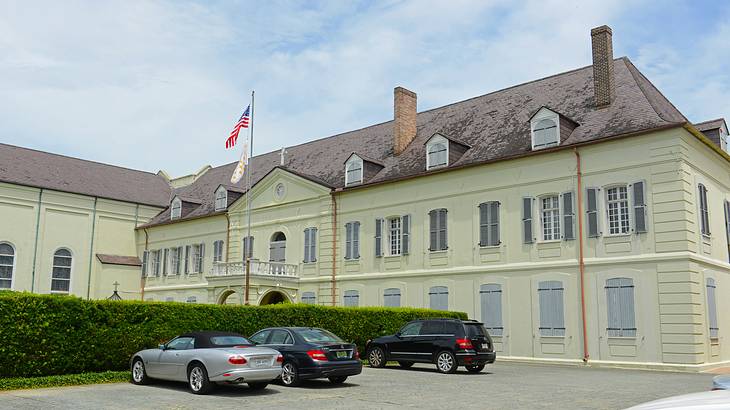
top-left (259, 290), bottom-right (289, 305)
top-left (218, 289), bottom-right (242, 305)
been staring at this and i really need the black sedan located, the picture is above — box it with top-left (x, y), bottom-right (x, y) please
top-left (249, 327), bottom-right (362, 386)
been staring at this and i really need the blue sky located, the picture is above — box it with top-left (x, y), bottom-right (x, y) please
top-left (1, 1), bottom-right (728, 176)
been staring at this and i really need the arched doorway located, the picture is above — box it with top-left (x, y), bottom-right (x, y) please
top-left (259, 290), bottom-right (289, 305)
top-left (218, 289), bottom-right (242, 305)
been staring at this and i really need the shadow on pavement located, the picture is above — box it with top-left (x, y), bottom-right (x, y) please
top-left (380, 364), bottom-right (493, 376)
top-left (138, 380), bottom-right (281, 397)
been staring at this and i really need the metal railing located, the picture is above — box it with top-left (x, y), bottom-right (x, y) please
top-left (209, 260), bottom-right (298, 278)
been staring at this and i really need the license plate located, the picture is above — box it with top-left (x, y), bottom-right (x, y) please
top-left (336, 351), bottom-right (348, 359)
top-left (481, 343), bottom-right (489, 350)
top-left (254, 359), bottom-right (269, 367)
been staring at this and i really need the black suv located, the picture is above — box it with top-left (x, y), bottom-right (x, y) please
top-left (365, 318), bottom-right (496, 374)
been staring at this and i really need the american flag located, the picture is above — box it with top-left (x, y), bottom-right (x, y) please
top-left (225, 105), bottom-right (250, 149)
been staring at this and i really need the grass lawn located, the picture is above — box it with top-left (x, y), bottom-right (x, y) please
top-left (0, 371), bottom-right (129, 391)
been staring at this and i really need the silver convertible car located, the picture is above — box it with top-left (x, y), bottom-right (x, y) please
top-left (130, 331), bottom-right (283, 394)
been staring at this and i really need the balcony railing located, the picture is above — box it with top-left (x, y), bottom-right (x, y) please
top-left (209, 260), bottom-right (298, 278)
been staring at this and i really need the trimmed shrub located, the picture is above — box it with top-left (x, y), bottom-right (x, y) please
top-left (0, 292), bottom-right (466, 378)
top-left (0, 371), bottom-right (129, 391)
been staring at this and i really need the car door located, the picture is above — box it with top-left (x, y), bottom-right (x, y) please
top-left (266, 329), bottom-right (295, 357)
top-left (250, 329), bottom-right (272, 346)
top-left (388, 321), bottom-right (423, 361)
top-left (415, 321), bottom-right (444, 359)
top-left (157, 337), bottom-right (193, 379)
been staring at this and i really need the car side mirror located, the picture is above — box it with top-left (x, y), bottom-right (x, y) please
top-left (395, 332), bottom-right (402, 338)
top-left (158, 344), bottom-right (166, 350)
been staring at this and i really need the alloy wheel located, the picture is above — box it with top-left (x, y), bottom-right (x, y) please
top-left (281, 363), bottom-right (296, 386)
top-left (189, 367), bottom-right (204, 392)
top-left (437, 352), bottom-right (454, 373)
top-left (368, 348), bottom-right (384, 367)
top-left (132, 360), bottom-right (144, 382)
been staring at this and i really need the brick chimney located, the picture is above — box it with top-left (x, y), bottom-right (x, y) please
top-left (591, 25), bottom-right (615, 107)
top-left (393, 86), bottom-right (417, 155)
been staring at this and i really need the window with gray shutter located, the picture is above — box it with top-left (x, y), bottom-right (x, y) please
top-left (698, 184), bottom-right (710, 236)
top-left (562, 192), bottom-right (575, 240)
top-left (353, 221), bottom-right (360, 259)
top-left (345, 223), bottom-right (353, 260)
top-left (213, 240), bottom-right (224, 263)
top-left (303, 228), bottom-right (317, 263)
top-left (242, 236), bottom-right (254, 261)
top-left (184, 245), bottom-right (190, 274)
top-left (632, 181), bottom-right (647, 233)
top-left (605, 278), bottom-right (636, 337)
top-left (343, 289), bottom-right (359, 307)
top-left (375, 218), bottom-right (383, 257)
top-left (479, 202), bottom-right (500, 246)
top-left (384, 288), bottom-right (401, 307)
top-left (301, 291), bottom-right (316, 305)
top-left (162, 248), bottom-right (169, 275)
top-left (197, 243), bottom-right (205, 273)
top-left (586, 188), bottom-right (600, 237)
top-left (522, 197), bottom-right (534, 244)
top-left (429, 286), bottom-right (449, 310)
top-left (707, 278), bottom-right (719, 339)
top-left (538, 280), bottom-right (565, 336)
top-left (480, 284), bottom-right (503, 336)
top-left (725, 201), bottom-right (730, 263)
top-left (141, 250), bottom-right (149, 277)
top-left (402, 215), bottom-right (410, 255)
top-left (429, 209), bottom-right (448, 251)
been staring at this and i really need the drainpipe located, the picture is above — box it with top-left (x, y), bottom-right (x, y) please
top-left (331, 192), bottom-right (338, 306)
top-left (142, 228), bottom-right (149, 301)
top-left (574, 148), bottom-right (590, 363)
top-left (85, 197), bottom-right (98, 300)
top-left (225, 213), bottom-right (231, 275)
top-left (30, 188), bottom-right (43, 293)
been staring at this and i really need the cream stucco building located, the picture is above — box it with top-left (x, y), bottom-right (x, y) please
top-left (2, 26), bottom-right (729, 370)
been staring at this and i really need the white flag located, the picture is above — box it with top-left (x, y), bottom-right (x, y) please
top-left (230, 142), bottom-right (248, 184)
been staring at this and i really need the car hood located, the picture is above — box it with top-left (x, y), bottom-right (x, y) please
top-left (626, 390), bottom-right (730, 409)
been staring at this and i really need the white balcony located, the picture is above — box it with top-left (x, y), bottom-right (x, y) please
top-left (208, 260), bottom-right (298, 278)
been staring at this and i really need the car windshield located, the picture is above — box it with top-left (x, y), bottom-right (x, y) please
top-left (464, 324), bottom-right (487, 337)
top-left (210, 335), bottom-right (252, 346)
top-left (297, 329), bottom-right (343, 343)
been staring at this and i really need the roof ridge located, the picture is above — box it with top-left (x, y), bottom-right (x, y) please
top-left (693, 118), bottom-right (726, 126)
top-left (621, 56), bottom-right (687, 124)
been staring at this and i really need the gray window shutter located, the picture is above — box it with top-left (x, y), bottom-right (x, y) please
top-left (438, 209), bottom-right (447, 250)
top-left (538, 280), bottom-right (565, 337)
top-left (198, 243), bottom-right (205, 273)
top-left (375, 218), bottom-right (383, 257)
top-left (429, 286), bottom-right (448, 310)
top-left (154, 251), bottom-right (161, 276)
top-left (489, 202), bottom-right (500, 246)
top-left (522, 197), bottom-right (534, 244)
top-left (478, 203), bottom-right (488, 246)
top-left (303, 229), bottom-right (311, 263)
top-left (184, 245), bottom-right (190, 274)
top-left (605, 278), bottom-right (636, 337)
top-left (345, 223), bottom-right (352, 260)
top-left (310, 228), bottom-right (317, 262)
top-left (384, 288), bottom-right (401, 307)
top-left (699, 184), bottom-right (710, 236)
top-left (707, 278), bottom-right (719, 338)
top-left (141, 250), bottom-right (149, 277)
top-left (402, 215), bottom-right (410, 255)
top-left (162, 248), bottom-right (169, 275)
top-left (586, 188), bottom-right (600, 237)
top-left (725, 201), bottom-right (730, 263)
top-left (562, 192), bottom-right (575, 240)
top-left (177, 246), bottom-right (183, 274)
top-left (633, 181), bottom-right (647, 233)
top-left (353, 221), bottom-right (360, 259)
top-left (429, 210), bottom-right (437, 251)
top-left (480, 284), bottom-right (503, 336)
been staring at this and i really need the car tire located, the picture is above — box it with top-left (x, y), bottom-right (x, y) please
top-left (281, 362), bottom-right (301, 387)
top-left (435, 351), bottom-right (458, 374)
top-left (130, 357), bottom-right (151, 385)
top-left (188, 363), bottom-right (213, 395)
top-left (328, 376), bottom-right (348, 384)
top-left (398, 361), bottom-right (414, 369)
top-left (367, 346), bottom-right (386, 368)
top-left (466, 364), bottom-right (485, 373)
top-left (248, 382), bottom-right (269, 390)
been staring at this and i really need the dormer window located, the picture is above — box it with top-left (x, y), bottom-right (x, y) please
top-left (531, 108), bottom-right (561, 150)
top-left (214, 186), bottom-right (228, 211)
top-left (426, 135), bottom-right (449, 170)
top-left (345, 155), bottom-right (363, 186)
top-left (171, 197), bottom-right (182, 219)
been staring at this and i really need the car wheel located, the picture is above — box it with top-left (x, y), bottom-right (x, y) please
top-left (398, 361), bottom-right (414, 369)
top-left (281, 362), bottom-right (301, 387)
top-left (188, 363), bottom-right (213, 394)
top-left (435, 351), bottom-right (458, 374)
top-left (130, 358), bottom-right (151, 385)
top-left (248, 382), bottom-right (269, 390)
top-left (328, 376), bottom-right (348, 384)
top-left (466, 364), bottom-right (485, 373)
top-left (367, 346), bottom-right (386, 368)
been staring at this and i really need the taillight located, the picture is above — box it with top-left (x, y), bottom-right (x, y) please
top-left (354, 350), bottom-right (360, 359)
top-left (234, 345), bottom-right (249, 348)
top-left (307, 349), bottom-right (328, 361)
top-left (276, 354), bottom-right (284, 363)
top-left (456, 338), bottom-right (473, 349)
top-left (228, 355), bottom-right (247, 365)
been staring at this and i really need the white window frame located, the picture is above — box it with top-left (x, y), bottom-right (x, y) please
top-left (343, 289), bottom-right (359, 307)
top-left (301, 291), bottom-right (316, 304)
top-left (387, 217), bottom-right (402, 256)
top-left (698, 183), bottom-right (711, 237)
top-left (213, 240), bottom-right (224, 263)
top-left (530, 108), bottom-right (560, 150)
top-left (190, 244), bottom-right (202, 274)
top-left (0, 242), bottom-right (16, 290)
top-left (345, 155), bottom-right (363, 186)
top-left (50, 248), bottom-right (73, 294)
top-left (214, 186), bottom-right (228, 212)
top-left (148, 249), bottom-right (161, 277)
top-left (171, 197), bottom-right (182, 219)
top-left (170, 247), bottom-right (182, 275)
top-left (383, 287), bottom-right (401, 307)
top-left (604, 185), bottom-right (632, 236)
top-left (426, 134), bottom-right (449, 170)
top-left (539, 194), bottom-right (561, 242)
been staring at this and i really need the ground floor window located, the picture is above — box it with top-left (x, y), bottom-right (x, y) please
top-left (301, 291), bottom-right (316, 304)
top-left (343, 290), bottom-right (359, 307)
top-left (707, 278), bottom-right (719, 339)
top-left (0, 243), bottom-right (15, 289)
top-left (383, 288), bottom-right (401, 307)
top-left (51, 248), bottom-right (72, 293)
top-left (605, 277), bottom-right (636, 337)
top-left (429, 286), bottom-right (448, 310)
top-left (538, 280), bottom-right (565, 337)
top-left (480, 284), bottom-right (503, 336)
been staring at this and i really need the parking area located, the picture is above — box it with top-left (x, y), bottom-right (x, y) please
top-left (0, 362), bottom-right (715, 410)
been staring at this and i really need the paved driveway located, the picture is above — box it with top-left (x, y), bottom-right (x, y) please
top-left (0, 362), bottom-right (715, 410)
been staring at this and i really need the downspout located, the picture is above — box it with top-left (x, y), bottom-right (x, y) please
top-left (225, 213), bottom-right (231, 275)
top-left (574, 148), bottom-right (589, 363)
top-left (30, 188), bottom-right (43, 293)
top-left (331, 192), bottom-right (338, 306)
top-left (85, 197), bottom-right (98, 300)
top-left (141, 228), bottom-right (149, 301)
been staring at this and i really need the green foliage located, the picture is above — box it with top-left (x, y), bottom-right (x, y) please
top-left (0, 371), bottom-right (129, 391)
top-left (0, 292), bottom-right (466, 378)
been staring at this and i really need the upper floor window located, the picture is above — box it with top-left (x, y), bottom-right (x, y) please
top-left (149, 249), bottom-right (161, 277)
top-left (540, 196), bottom-right (561, 241)
top-left (606, 186), bottom-right (630, 235)
top-left (426, 135), bottom-right (448, 170)
top-left (51, 248), bottom-right (72, 293)
top-left (345, 156), bottom-right (363, 186)
top-left (532, 119), bottom-right (558, 149)
top-left (303, 227), bottom-right (317, 263)
top-left (698, 183), bottom-right (710, 236)
top-left (429, 208), bottom-right (448, 251)
top-left (189, 243), bottom-right (204, 274)
top-left (169, 246), bottom-right (182, 275)
top-left (242, 236), bottom-right (254, 261)
top-left (388, 217), bottom-right (402, 255)
top-left (344, 222), bottom-right (360, 260)
top-left (213, 240), bottom-right (225, 263)
top-left (214, 187), bottom-right (228, 211)
top-left (375, 216), bottom-right (410, 257)
top-left (0, 243), bottom-right (15, 289)
top-left (171, 197), bottom-right (182, 219)
top-left (479, 201), bottom-right (500, 247)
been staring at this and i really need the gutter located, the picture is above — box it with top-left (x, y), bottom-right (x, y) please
top-left (574, 148), bottom-right (589, 363)
top-left (85, 197), bottom-right (98, 300)
top-left (30, 188), bottom-right (43, 292)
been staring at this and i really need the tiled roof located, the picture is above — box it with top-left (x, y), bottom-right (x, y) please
top-left (0, 143), bottom-right (171, 207)
top-left (694, 118), bottom-right (727, 132)
top-left (96, 254), bottom-right (142, 266)
top-left (141, 57), bottom-right (688, 227)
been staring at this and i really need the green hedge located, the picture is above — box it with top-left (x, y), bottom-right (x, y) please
top-left (0, 292), bottom-right (466, 378)
top-left (0, 371), bottom-right (129, 391)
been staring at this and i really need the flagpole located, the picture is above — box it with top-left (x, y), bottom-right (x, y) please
top-left (244, 90), bottom-right (254, 305)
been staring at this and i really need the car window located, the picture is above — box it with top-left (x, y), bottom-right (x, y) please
top-left (420, 321), bottom-right (445, 335)
top-left (465, 324), bottom-right (487, 337)
top-left (443, 322), bottom-right (461, 335)
top-left (297, 329), bottom-right (343, 343)
top-left (269, 329), bottom-right (293, 344)
top-left (166, 337), bottom-right (193, 350)
top-left (250, 330), bottom-right (271, 344)
top-left (399, 322), bottom-right (422, 336)
top-left (210, 335), bottom-right (252, 346)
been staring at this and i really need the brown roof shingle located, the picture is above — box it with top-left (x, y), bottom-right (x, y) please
top-left (96, 254), bottom-right (142, 266)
